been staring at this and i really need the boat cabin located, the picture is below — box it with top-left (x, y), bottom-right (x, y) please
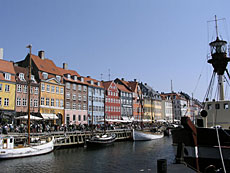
top-left (0, 136), bottom-right (14, 149)
top-left (204, 100), bottom-right (230, 129)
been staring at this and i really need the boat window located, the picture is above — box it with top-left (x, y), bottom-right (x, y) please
top-left (10, 138), bottom-right (13, 143)
top-left (224, 103), bottom-right (229, 109)
top-left (207, 104), bottom-right (212, 110)
top-left (215, 104), bottom-right (220, 109)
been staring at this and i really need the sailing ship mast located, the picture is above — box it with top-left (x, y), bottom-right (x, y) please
top-left (91, 88), bottom-right (94, 135)
top-left (207, 15), bottom-right (230, 101)
top-left (26, 44), bottom-right (32, 145)
top-left (103, 90), bottom-right (106, 134)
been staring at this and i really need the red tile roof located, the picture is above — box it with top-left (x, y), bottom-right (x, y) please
top-left (0, 60), bottom-right (16, 82)
top-left (102, 81), bottom-right (112, 89)
top-left (31, 54), bottom-right (61, 75)
top-left (84, 76), bottom-right (104, 88)
top-left (116, 83), bottom-right (131, 93)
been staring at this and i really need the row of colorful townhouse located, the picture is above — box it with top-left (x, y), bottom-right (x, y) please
top-left (0, 48), bottom-right (202, 126)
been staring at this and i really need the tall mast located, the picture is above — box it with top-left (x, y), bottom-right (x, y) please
top-left (91, 88), bottom-right (94, 135)
top-left (104, 89), bottom-right (106, 134)
top-left (26, 44), bottom-right (32, 145)
top-left (208, 16), bottom-right (230, 100)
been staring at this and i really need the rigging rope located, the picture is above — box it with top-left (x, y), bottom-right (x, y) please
top-left (216, 127), bottom-right (226, 173)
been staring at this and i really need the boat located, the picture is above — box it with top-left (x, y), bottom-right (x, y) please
top-left (132, 82), bottom-right (164, 141)
top-left (86, 89), bottom-right (117, 147)
top-left (171, 16), bottom-right (230, 172)
top-left (132, 129), bottom-right (164, 141)
top-left (0, 45), bottom-right (54, 159)
top-left (0, 136), bottom-right (54, 159)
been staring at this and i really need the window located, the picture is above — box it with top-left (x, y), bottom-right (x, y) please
top-left (67, 74), bottom-right (71, 79)
top-left (41, 97), bottom-right (44, 105)
top-left (0, 97), bottom-right (1, 106)
top-left (0, 84), bottom-right (2, 91)
top-left (5, 85), bottom-right (10, 92)
top-left (83, 86), bottom-right (87, 91)
top-left (224, 103), bottom-right (229, 109)
top-left (56, 99), bottom-right (59, 107)
top-left (34, 87), bottom-right (39, 94)
top-left (73, 84), bottom-right (77, 90)
top-left (4, 73), bottom-right (11, 80)
top-left (41, 83), bottom-right (45, 91)
top-left (16, 98), bottom-right (21, 106)
top-left (66, 93), bottom-right (70, 99)
top-left (17, 84), bottom-right (22, 92)
top-left (78, 85), bottom-right (82, 91)
top-left (46, 98), bottom-right (50, 106)
top-left (19, 73), bottom-right (25, 81)
top-left (66, 83), bottom-right (70, 89)
top-left (54, 87), bottom-right (58, 95)
top-left (51, 86), bottom-right (55, 93)
top-left (51, 98), bottom-right (54, 106)
top-left (83, 104), bottom-right (87, 110)
top-left (31, 75), bottom-right (36, 82)
top-left (83, 95), bottom-right (87, 101)
top-left (60, 100), bottom-right (64, 107)
top-left (66, 102), bottom-right (70, 109)
top-left (73, 114), bottom-right (76, 121)
top-left (83, 115), bottom-right (86, 121)
top-left (30, 99), bottom-right (33, 107)
top-left (74, 76), bottom-right (77, 81)
top-left (34, 99), bottom-right (38, 107)
top-left (78, 115), bottom-right (81, 121)
top-left (215, 104), bottom-right (220, 109)
top-left (42, 72), bottom-right (48, 79)
top-left (73, 94), bottom-right (76, 100)
top-left (30, 87), bottom-right (33, 94)
top-left (60, 88), bottom-right (64, 94)
top-left (56, 75), bottom-right (61, 82)
top-left (78, 95), bottom-right (82, 101)
top-left (73, 103), bottom-right (76, 109)
top-left (46, 85), bottom-right (50, 92)
top-left (22, 98), bottom-right (27, 106)
top-left (4, 98), bottom-right (9, 106)
top-left (78, 104), bottom-right (81, 110)
top-left (207, 104), bottom-right (212, 110)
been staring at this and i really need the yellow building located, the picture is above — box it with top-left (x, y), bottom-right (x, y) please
top-left (0, 59), bottom-right (16, 119)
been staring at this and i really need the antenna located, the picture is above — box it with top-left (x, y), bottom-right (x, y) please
top-left (100, 73), bottom-right (103, 81)
top-left (215, 15), bottom-right (219, 38)
top-left (108, 69), bottom-right (111, 81)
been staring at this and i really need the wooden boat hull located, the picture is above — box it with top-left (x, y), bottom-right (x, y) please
top-left (132, 129), bottom-right (164, 141)
top-left (86, 134), bottom-right (117, 147)
top-left (0, 138), bottom-right (54, 159)
top-left (171, 117), bottom-right (230, 172)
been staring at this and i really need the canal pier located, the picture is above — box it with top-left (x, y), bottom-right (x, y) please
top-left (7, 129), bottom-right (133, 147)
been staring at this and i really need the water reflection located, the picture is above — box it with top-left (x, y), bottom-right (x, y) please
top-left (0, 137), bottom-right (174, 173)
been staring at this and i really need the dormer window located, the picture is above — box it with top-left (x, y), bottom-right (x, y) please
top-left (42, 72), bottom-right (48, 79)
top-left (56, 75), bottom-right (61, 82)
top-left (19, 73), bottom-right (25, 81)
top-left (81, 77), bottom-right (84, 82)
top-left (67, 74), bottom-right (71, 80)
top-left (4, 73), bottom-right (11, 80)
top-left (97, 82), bottom-right (100, 86)
top-left (90, 80), bottom-right (94, 85)
top-left (74, 76), bottom-right (77, 81)
top-left (31, 75), bottom-right (36, 83)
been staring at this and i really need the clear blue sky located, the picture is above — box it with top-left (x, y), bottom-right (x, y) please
top-left (1, 0), bottom-right (230, 101)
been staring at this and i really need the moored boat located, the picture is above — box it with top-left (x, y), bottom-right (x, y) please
top-left (132, 129), bottom-right (164, 141)
top-left (86, 133), bottom-right (117, 147)
top-left (172, 16), bottom-right (230, 172)
top-left (0, 135), bottom-right (54, 159)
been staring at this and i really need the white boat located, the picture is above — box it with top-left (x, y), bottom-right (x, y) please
top-left (0, 136), bottom-right (54, 159)
top-left (86, 133), bottom-right (117, 147)
top-left (132, 129), bottom-right (164, 141)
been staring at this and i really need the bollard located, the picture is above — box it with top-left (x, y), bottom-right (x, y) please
top-left (157, 159), bottom-right (167, 173)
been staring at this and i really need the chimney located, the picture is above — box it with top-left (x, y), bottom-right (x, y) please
top-left (134, 79), bottom-right (137, 82)
top-left (145, 83), bottom-right (147, 85)
top-left (121, 78), bottom-right (124, 81)
top-left (63, 63), bottom-right (68, 70)
top-left (0, 48), bottom-right (3, 60)
top-left (87, 76), bottom-right (91, 78)
top-left (38, 50), bottom-right (45, 60)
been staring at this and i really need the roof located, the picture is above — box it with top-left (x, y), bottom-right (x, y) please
top-left (102, 81), bottom-right (113, 90)
top-left (0, 59), bottom-right (16, 82)
top-left (30, 54), bottom-right (61, 75)
top-left (127, 81), bottom-right (138, 92)
top-left (84, 76), bottom-right (104, 89)
top-left (0, 59), bottom-right (15, 74)
top-left (116, 83), bottom-right (131, 93)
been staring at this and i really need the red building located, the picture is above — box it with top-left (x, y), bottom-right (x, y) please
top-left (103, 81), bottom-right (121, 120)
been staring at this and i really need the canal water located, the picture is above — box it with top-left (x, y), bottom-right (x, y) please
top-left (0, 136), bottom-right (174, 173)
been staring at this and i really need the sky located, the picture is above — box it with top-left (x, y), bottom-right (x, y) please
top-left (1, 0), bottom-right (230, 101)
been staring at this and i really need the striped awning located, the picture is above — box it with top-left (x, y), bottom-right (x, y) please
top-left (41, 113), bottom-right (59, 120)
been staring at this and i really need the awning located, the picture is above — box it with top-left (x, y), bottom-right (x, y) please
top-left (41, 113), bottom-right (59, 120)
top-left (15, 115), bottom-right (42, 120)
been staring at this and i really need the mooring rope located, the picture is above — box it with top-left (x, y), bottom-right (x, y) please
top-left (216, 126), bottom-right (226, 173)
